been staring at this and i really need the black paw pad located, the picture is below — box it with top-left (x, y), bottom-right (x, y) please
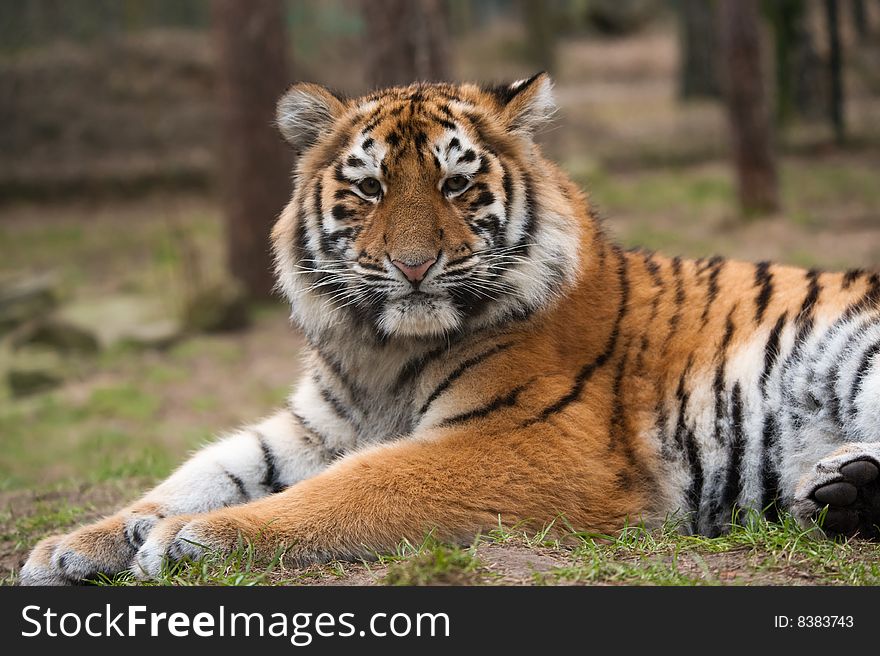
top-left (813, 481), bottom-right (858, 506)
top-left (822, 508), bottom-right (860, 534)
top-left (840, 460), bottom-right (879, 486)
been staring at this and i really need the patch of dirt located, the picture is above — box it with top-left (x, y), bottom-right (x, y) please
top-left (656, 549), bottom-right (817, 586)
top-left (475, 543), bottom-right (573, 584)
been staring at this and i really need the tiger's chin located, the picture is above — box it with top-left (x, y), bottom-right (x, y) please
top-left (377, 294), bottom-right (463, 338)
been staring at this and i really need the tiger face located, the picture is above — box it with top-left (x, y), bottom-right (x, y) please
top-left (272, 73), bottom-right (581, 339)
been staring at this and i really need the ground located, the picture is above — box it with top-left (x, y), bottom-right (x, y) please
top-left (2, 22), bottom-right (880, 585)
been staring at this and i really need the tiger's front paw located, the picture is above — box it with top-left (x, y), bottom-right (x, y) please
top-left (18, 506), bottom-right (164, 586)
top-left (793, 445), bottom-right (880, 538)
top-left (132, 515), bottom-right (243, 580)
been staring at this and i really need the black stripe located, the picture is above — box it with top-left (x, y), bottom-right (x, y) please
top-left (334, 188), bottom-right (361, 201)
top-left (256, 432), bottom-right (286, 494)
top-left (289, 410), bottom-right (339, 458)
top-left (607, 343), bottom-right (639, 471)
top-left (223, 470), bottom-right (248, 501)
top-left (642, 251), bottom-right (664, 288)
top-left (312, 344), bottom-right (367, 414)
top-left (712, 308), bottom-right (737, 442)
top-left (718, 382), bottom-right (745, 528)
top-left (667, 256), bottom-right (685, 340)
top-left (635, 253), bottom-right (666, 372)
top-left (793, 268), bottom-right (822, 345)
top-left (414, 131), bottom-right (428, 160)
top-left (313, 179), bottom-right (335, 257)
top-left (672, 359), bottom-right (702, 527)
top-left (331, 205), bottom-right (355, 221)
top-left (468, 189), bottom-right (496, 213)
top-left (293, 208), bottom-right (317, 269)
top-left (754, 261), bottom-right (774, 324)
top-left (760, 414), bottom-right (780, 521)
top-left (842, 268), bottom-right (864, 289)
top-left (393, 343), bottom-right (454, 395)
top-left (523, 248), bottom-right (630, 426)
top-left (848, 338), bottom-right (880, 410)
top-left (797, 269), bottom-right (822, 323)
top-left (760, 312), bottom-right (787, 395)
top-left (440, 381), bottom-right (532, 428)
top-left (426, 113), bottom-right (456, 131)
top-left (419, 342), bottom-right (514, 416)
top-left (857, 273), bottom-right (880, 311)
top-left (317, 376), bottom-right (358, 426)
top-left (700, 256), bottom-right (725, 325)
top-left (473, 213), bottom-right (501, 236)
top-left (514, 173), bottom-right (537, 250)
top-left (501, 160), bottom-right (514, 224)
top-left (757, 313), bottom-right (787, 520)
top-left (357, 260), bottom-right (386, 273)
top-left (823, 316), bottom-right (877, 428)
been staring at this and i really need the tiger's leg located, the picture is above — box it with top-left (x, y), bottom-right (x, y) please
top-left (19, 407), bottom-right (335, 585)
top-left (131, 426), bottom-right (645, 579)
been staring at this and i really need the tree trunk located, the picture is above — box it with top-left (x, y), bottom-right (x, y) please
top-left (522, 0), bottom-right (556, 73)
top-left (212, 0), bottom-right (292, 300)
top-left (362, 0), bottom-right (451, 88)
top-left (767, 0), bottom-right (825, 124)
top-left (678, 0), bottom-right (720, 99)
top-left (824, 0), bottom-right (846, 143)
top-left (719, 0), bottom-right (780, 216)
top-left (851, 0), bottom-right (869, 42)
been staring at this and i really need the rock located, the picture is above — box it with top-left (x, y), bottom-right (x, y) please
top-left (0, 274), bottom-right (58, 333)
top-left (8, 369), bottom-right (63, 397)
top-left (6, 348), bottom-right (66, 397)
top-left (11, 316), bottom-right (100, 354)
top-left (182, 282), bottom-right (250, 333)
top-left (58, 294), bottom-right (184, 350)
top-left (585, 0), bottom-right (659, 35)
top-left (118, 318), bottom-right (182, 350)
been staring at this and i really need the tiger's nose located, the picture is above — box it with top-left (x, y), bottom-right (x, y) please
top-left (391, 257), bottom-right (437, 285)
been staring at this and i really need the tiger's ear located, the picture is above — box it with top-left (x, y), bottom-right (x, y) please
top-left (276, 83), bottom-right (347, 151)
top-left (488, 72), bottom-right (556, 137)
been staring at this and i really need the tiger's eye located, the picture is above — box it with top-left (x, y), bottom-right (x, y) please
top-left (358, 177), bottom-right (382, 197)
top-left (443, 175), bottom-right (470, 195)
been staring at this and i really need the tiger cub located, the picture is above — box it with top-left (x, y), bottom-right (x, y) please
top-left (21, 73), bottom-right (880, 585)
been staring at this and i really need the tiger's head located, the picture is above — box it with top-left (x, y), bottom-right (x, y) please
top-left (272, 73), bottom-right (583, 340)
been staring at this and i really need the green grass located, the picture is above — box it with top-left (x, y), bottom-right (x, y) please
top-left (582, 167), bottom-right (734, 219)
top-left (380, 535), bottom-right (487, 586)
top-left (94, 541), bottom-right (297, 587)
top-left (0, 388), bottom-right (176, 489)
top-left (0, 499), bottom-right (91, 553)
top-left (528, 511), bottom-right (880, 586)
top-left (51, 511), bottom-right (877, 587)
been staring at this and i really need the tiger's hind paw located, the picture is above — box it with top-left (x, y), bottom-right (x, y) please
top-left (793, 445), bottom-right (880, 538)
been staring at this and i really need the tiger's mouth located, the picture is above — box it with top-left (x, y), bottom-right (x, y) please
top-left (378, 291), bottom-right (462, 338)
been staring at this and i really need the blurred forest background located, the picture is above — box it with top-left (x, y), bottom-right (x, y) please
top-left (1, 0), bottom-right (879, 558)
